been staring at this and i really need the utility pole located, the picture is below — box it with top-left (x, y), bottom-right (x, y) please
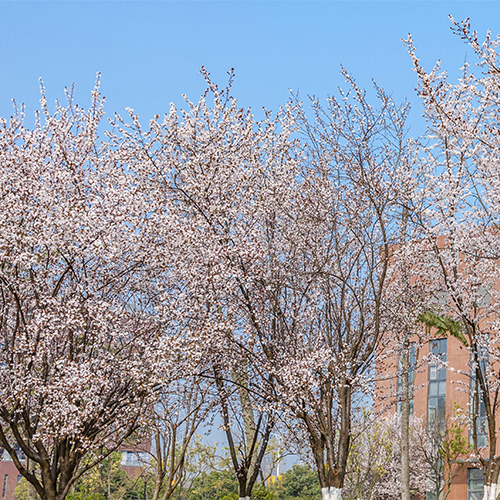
top-left (400, 204), bottom-right (411, 500)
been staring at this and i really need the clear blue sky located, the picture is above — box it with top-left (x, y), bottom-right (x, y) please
top-left (1, 0), bottom-right (498, 467)
top-left (2, 1), bottom-right (500, 135)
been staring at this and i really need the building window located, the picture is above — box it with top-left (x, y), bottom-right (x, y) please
top-left (470, 385), bottom-right (487, 447)
top-left (427, 339), bottom-right (447, 428)
top-left (397, 343), bottom-right (416, 414)
top-left (468, 469), bottom-right (483, 500)
top-left (121, 451), bottom-right (149, 467)
top-left (470, 339), bottom-right (489, 448)
top-left (3, 475), bottom-right (8, 498)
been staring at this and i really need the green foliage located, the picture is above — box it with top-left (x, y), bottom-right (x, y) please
top-left (67, 452), bottom-right (147, 500)
top-left (176, 463), bottom-right (319, 500)
top-left (15, 452), bottom-right (149, 500)
top-left (14, 449), bottom-right (319, 500)
top-left (419, 311), bottom-right (468, 346)
top-left (440, 421), bottom-right (471, 461)
top-left (275, 464), bottom-right (320, 500)
top-left (345, 414), bottom-right (394, 499)
top-left (69, 494), bottom-right (107, 500)
top-left (68, 453), bottom-right (123, 500)
top-left (14, 478), bottom-right (27, 500)
top-left (187, 470), bottom-right (238, 500)
top-left (251, 485), bottom-right (277, 500)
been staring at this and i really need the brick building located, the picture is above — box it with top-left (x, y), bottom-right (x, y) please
top-left (0, 446), bottom-right (149, 500)
top-left (376, 333), bottom-right (487, 500)
top-left (0, 455), bottom-right (21, 500)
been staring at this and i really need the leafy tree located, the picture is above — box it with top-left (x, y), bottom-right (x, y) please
top-left (250, 486), bottom-right (276, 500)
top-left (415, 413), bottom-right (472, 500)
top-left (187, 469), bottom-right (238, 500)
top-left (270, 464), bottom-right (321, 500)
top-left (149, 379), bottom-right (214, 500)
top-left (170, 437), bottom-right (219, 496)
top-left (117, 72), bottom-right (293, 500)
top-left (263, 73), bottom-right (412, 500)
top-left (67, 452), bottom-right (135, 500)
top-left (274, 464), bottom-right (320, 500)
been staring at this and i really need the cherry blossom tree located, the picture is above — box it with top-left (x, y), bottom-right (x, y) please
top-left (113, 70), bottom-right (299, 500)
top-left (212, 360), bottom-right (275, 500)
top-left (114, 67), bottom-right (419, 500)
top-left (255, 75), bottom-right (414, 500)
top-left (148, 377), bottom-right (214, 500)
top-left (0, 80), bottom-right (164, 500)
top-left (406, 18), bottom-right (500, 500)
top-left (183, 73), bottom-right (416, 500)
top-left (344, 413), bottom-right (427, 500)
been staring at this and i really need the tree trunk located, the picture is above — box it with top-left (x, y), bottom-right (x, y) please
top-left (232, 369), bottom-right (258, 476)
top-left (483, 460), bottom-right (500, 500)
top-left (321, 487), bottom-right (342, 500)
top-left (484, 483), bottom-right (497, 500)
top-left (306, 385), bottom-right (351, 500)
top-left (214, 366), bottom-right (273, 500)
top-left (401, 341), bottom-right (411, 500)
top-left (27, 459), bottom-right (37, 500)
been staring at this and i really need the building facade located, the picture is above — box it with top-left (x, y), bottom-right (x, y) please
top-left (0, 456), bottom-right (21, 500)
top-left (377, 333), bottom-right (489, 500)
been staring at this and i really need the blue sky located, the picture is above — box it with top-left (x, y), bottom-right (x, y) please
top-left (1, 0), bottom-right (499, 468)
top-left (2, 2), bottom-right (500, 136)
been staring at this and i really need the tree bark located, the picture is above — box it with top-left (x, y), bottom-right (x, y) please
top-left (321, 487), bottom-right (342, 500)
top-left (400, 342), bottom-right (411, 500)
top-left (214, 367), bottom-right (273, 500)
top-left (26, 459), bottom-right (38, 500)
top-left (484, 483), bottom-right (497, 500)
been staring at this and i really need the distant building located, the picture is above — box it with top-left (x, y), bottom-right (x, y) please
top-left (0, 441), bottom-right (150, 500)
top-left (119, 447), bottom-right (150, 477)
top-left (0, 451), bottom-right (21, 500)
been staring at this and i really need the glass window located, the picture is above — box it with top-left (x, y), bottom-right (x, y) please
top-left (470, 336), bottom-right (489, 447)
top-left (428, 339), bottom-right (447, 429)
top-left (437, 397), bottom-right (446, 423)
top-left (468, 469), bottom-right (483, 500)
top-left (120, 451), bottom-right (148, 467)
top-left (429, 382), bottom-right (438, 396)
